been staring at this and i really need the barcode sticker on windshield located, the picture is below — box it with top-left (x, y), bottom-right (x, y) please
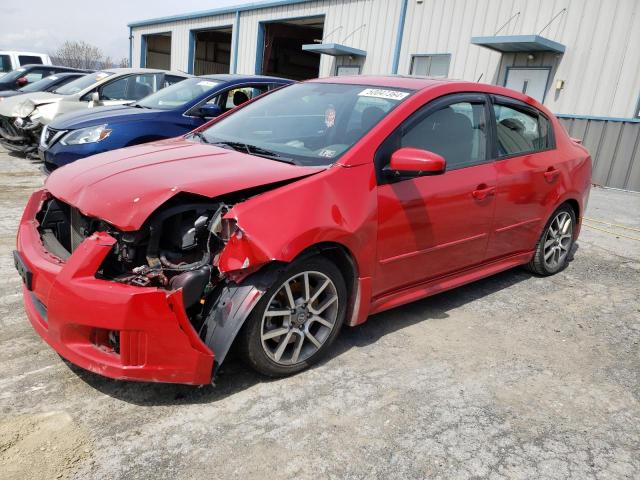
top-left (358, 88), bottom-right (409, 100)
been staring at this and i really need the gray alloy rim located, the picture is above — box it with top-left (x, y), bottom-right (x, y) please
top-left (543, 211), bottom-right (573, 270)
top-left (260, 271), bottom-right (339, 366)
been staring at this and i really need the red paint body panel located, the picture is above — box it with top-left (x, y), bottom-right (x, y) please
top-left (16, 77), bottom-right (591, 384)
top-left (44, 138), bottom-right (323, 230)
top-left (17, 190), bottom-right (214, 384)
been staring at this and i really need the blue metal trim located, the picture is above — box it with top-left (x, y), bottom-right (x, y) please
top-left (555, 114), bottom-right (640, 124)
top-left (392, 0), bottom-right (409, 74)
top-left (232, 11), bottom-right (241, 74)
top-left (128, 0), bottom-right (313, 28)
top-left (255, 22), bottom-right (265, 75)
top-left (128, 27), bottom-right (133, 68)
top-left (140, 34), bottom-right (147, 68)
top-left (504, 66), bottom-right (552, 103)
top-left (302, 43), bottom-right (366, 57)
top-left (187, 31), bottom-right (195, 74)
top-left (471, 35), bottom-right (566, 54)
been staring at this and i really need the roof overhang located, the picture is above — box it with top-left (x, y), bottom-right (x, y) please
top-left (302, 43), bottom-right (367, 57)
top-left (471, 35), bottom-right (565, 54)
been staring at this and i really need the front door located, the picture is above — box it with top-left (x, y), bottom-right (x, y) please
top-left (374, 94), bottom-right (497, 296)
top-left (504, 68), bottom-right (550, 103)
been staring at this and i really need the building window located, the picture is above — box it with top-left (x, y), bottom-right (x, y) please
top-left (410, 54), bottom-right (451, 78)
top-left (336, 65), bottom-right (361, 76)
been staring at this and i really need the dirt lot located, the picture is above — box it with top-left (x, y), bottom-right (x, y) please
top-left (0, 146), bottom-right (638, 480)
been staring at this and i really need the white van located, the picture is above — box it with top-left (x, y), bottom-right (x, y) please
top-left (0, 51), bottom-right (52, 78)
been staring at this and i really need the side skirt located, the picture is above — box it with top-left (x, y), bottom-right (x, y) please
top-left (369, 251), bottom-right (534, 315)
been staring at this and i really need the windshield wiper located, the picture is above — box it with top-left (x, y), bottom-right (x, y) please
top-left (245, 144), bottom-right (296, 164)
top-left (207, 140), bottom-right (296, 164)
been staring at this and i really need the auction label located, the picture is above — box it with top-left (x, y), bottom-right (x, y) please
top-left (358, 88), bottom-right (409, 100)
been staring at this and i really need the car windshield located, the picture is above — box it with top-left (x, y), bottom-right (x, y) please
top-left (19, 74), bottom-right (62, 92)
top-left (53, 71), bottom-right (113, 95)
top-left (0, 68), bottom-right (26, 83)
top-left (136, 77), bottom-right (222, 110)
top-left (199, 82), bottom-right (413, 166)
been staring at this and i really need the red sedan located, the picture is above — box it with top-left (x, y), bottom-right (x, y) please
top-left (15, 76), bottom-right (591, 384)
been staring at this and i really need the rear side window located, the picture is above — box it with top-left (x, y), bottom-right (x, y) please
top-left (493, 104), bottom-right (553, 156)
top-left (0, 55), bottom-right (11, 73)
top-left (401, 101), bottom-right (488, 170)
top-left (18, 55), bottom-right (43, 66)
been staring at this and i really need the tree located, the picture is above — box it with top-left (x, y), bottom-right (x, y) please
top-left (51, 41), bottom-right (105, 70)
top-left (118, 57), bottom-right (130, 68)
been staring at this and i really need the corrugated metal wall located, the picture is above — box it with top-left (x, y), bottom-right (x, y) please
top-left (398, 0), bottom-right (640, 119)
top-left (559, 117), bottom-right (640, 191)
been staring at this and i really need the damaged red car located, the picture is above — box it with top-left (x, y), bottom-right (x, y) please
top-left (15, 76), bottom-right (591, 384)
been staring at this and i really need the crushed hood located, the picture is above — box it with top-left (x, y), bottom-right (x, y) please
top-left (0, 92), bottom-right (62, 117)
top-left (45, 138), bottom-right (325, 230)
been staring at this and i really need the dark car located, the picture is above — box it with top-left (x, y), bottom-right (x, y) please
top-left (39, 74), bottom-right (293, 173)
top-left (0, 72), bottom-right (88, 100)
top-left (0, 65), bottom-right (89, 92)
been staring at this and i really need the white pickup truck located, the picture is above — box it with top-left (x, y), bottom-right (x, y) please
top-left (0, 51), bottom-right (52, 78)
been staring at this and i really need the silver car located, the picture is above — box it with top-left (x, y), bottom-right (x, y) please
top-left (0, 68), bottom-right (190, 156)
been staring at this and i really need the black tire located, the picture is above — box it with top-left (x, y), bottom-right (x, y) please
top-left (237, 256), bottom-right (347, 377)
top-left (526, 204), bottom-right (576, 276)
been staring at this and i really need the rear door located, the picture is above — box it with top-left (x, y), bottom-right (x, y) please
top-left (374, 94), bottom-right (497, 295)
top-left (485, 95), bottom-right (558, 260)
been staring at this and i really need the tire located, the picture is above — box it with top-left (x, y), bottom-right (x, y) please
top-left (526, 204), bottom-right (576, 276)
top-left (237, 256), bottom-right (348, 377)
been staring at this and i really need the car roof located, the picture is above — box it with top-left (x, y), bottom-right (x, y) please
top-left (309, 75), bottom-right (456, 90)
top-left (0, 51), bottom-right (48, 56)
top-left (197, 74), bottom-right (292, 83)
top-left (101, 67), bottom-right (191, 77)
top-left (18, 64), bottom-right (91, 72)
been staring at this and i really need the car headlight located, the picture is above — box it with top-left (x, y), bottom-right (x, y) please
top-left (61, 124), bottom-right (112, 145)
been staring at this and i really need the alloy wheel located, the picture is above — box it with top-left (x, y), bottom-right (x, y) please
top-left (543, 211), bottom-right (573, 270)
top-left (260, 271), bottom-right (339, 366)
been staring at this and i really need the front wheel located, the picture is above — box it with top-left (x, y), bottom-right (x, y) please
top-left (527, 205), bottom-right (576, 275)
top-left (238, 256), bottom-right (347, 377)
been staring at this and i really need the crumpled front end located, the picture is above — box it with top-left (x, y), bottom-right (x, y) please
top-left (0, 98), bottom-right (59, 158)
top-left (16, 189), bottom-right (215, 384)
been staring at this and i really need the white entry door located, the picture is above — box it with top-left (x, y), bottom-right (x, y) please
top-left (505, 68), bottom-right (550, 103)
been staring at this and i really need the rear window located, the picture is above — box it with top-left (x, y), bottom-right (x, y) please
top-left (493, 103), bottom-right (553, 157)
top-left (53, 71), bottom-right (113, 95)
top-left (0, 55), bottom-right (11, 73)
top-left (18, 55), bottom-right (43, 66)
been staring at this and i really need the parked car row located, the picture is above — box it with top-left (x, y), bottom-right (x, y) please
top-left (0, 67), bottom-right (190, 157)
top-left (12, 72), bottom-right (592, 386)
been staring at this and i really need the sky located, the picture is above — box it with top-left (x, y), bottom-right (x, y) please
top-left (0, 0), bottom-right (259, 61)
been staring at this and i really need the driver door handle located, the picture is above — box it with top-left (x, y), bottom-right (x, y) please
top-left (472, 184), bottom-right (496, 200)
top-left (544, 167), bottom-right (560, 181)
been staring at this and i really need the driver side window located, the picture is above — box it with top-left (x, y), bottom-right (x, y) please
top-left (375, 97), bottom-right (489, 183)
top-left (401, 101), bottom-right (487, 170)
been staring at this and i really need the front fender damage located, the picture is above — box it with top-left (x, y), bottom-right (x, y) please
top-left (201, 262), bottom-right (283, 375)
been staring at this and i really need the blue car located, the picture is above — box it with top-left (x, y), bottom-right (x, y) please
top-left (39, 74), bottom-right (293, 173)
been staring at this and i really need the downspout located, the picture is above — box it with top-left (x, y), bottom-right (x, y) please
top-left (231, 10), bottom-right (241, 73)
top-left (391, 0), bottom-right (409, 74)
top-left (128, 26), bottom-right (133, 68)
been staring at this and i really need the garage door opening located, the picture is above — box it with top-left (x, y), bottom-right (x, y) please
top-left (192, 27), bottom-right (232, 75)
top-left (143, 33), bottom-right (171, 70)
top-left (259, 17), bottom-right (324, 80)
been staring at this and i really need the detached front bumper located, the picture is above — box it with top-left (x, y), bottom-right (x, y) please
top-left (16, 189), bottom-right (214, 385)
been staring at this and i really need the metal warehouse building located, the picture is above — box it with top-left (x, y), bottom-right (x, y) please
top-left (129, 0), bottom-right (640, 191)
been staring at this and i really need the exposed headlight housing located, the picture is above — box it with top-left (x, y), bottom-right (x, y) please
top-left (61, 124), bottom-right (112, 145)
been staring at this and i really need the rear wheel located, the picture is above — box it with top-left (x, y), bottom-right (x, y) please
top-left (527, 204), bottom-right (576, 275)
top-left (238, 256), bottom-right (347, 377)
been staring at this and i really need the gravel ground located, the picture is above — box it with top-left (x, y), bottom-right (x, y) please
top-left (0, 146), bottom-right (638, 480)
